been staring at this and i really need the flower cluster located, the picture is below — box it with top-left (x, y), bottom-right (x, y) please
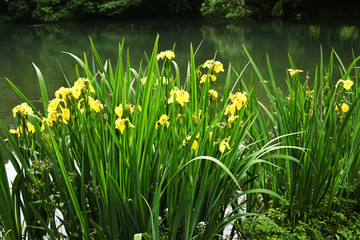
top-left (203, 60), bottom-right (224, 74)
top-left (287, 68), bottom-right (303, 77)
top-left (9, 78), bottom-right (107, 137)
top-left (43, 78), bottom-right (103, 127)
top-left (200, 74), bottom-right (216, 84)
top-left (167, 87), bottom-right (190, 106)
top-left (10, 103), bottom-right (35, 135)
top-left (335, 79), bottom-right (353, 114)
top-left (208, 89), bottom-right (218, 100)
top-left (9, 53), bottom-right (240, 159)
top-left (225, 92), bottom-right (247, 116)
top-left (155, 114), bottom-right (170, 129)
top-left (9, 123), bottom-right (35, 136)
top-left (222, 92), bottom-right (247, 130)
top-left (44, 98), bottom-right (70, 126)
top-left (114, 104), bottom-right (135, 134)
top-left (55, 78), bottom-right (95, 100)
top-left (156, 50), bottom-right (175, 61)
top-left (199, 60), bottom-right (224, 84)
top-left (12, 103), bottom-right (33, 118)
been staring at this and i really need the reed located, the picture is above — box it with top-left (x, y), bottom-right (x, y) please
top-left (0, 36), bottom-right (291, 239)
top-left (2, 36), bottom-right (358, 239)
top-left (243, 46), bottom-right (360, 222)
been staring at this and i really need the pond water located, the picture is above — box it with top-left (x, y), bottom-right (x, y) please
top-left (1, 18), bottom-right (360, 128)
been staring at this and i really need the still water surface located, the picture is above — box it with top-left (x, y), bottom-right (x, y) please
top-left (1, 18), bottom-right (360, 127)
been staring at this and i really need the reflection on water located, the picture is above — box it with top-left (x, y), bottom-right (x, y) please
top-left (1, 19), bottom-right (360, 128)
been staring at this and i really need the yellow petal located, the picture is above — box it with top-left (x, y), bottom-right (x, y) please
top-left (71, 87), bottom-right (82, 99)
top-left (115, 105), bottom-right (123, 118)
top-left (343, 80), bottom-right (353, 90)
top-left (191, 140), bottom-right (198, 151)
top-left (115, 118), bottom-right (126, 134)
top-left (341, 103), bottom-right (349, 113)
top-left (26, 122), bottom-right (35, 134)
top-left (287, 69), bottom-right (303, 77)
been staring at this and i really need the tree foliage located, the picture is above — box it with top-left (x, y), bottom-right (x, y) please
top-left (3, 0), bottom-right (202, 22)
top-left (200, 0), bottom-right (302, 18)
top-left (98, 0), bottom-right (141, 16)
top-left (1, 0), bottom-right (360, 22)
top-left (201, 0), bottom-right (249, 18)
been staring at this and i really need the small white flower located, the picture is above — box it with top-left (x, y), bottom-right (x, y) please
top-left (238, 142), bottom-right (246, 153)
top-left (198, 221), bottom-right (206, 227)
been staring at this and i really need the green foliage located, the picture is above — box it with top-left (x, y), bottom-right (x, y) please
top-left (242, 45), bottom-right (360, 222)
top-left (200, 0), bottom-right (304, 18)
top-left (31, 0), bottom-right (98, 21)
top-left (3, 0), bottom-right (360, 21)
top-left (1, 36), bottom-right (360, 239)
top-left (7, 0), bottom-right (31, 20)
top-left (200, 0), bottom-right (249, 18)
top-left (236, 199), bottom-right (360, 239)
top-left (3, 0), bottom-right (203, 22)
top-left (0, 37), bottom-right (291, 239)
top-left (32, 0), bottom-right (69, 21)
top-left (98, 0), bottom-right (141, 16)
top-left (243, 0), bottom-right (301, 17)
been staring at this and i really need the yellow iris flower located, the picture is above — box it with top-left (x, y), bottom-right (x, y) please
top-left (47, 98), bottom-right (65, 113)
top-left (224, 92), bottom-right (247, 116)
top-left (219, 137), bottom-right (231, 153)
top-left (213, 62), bottom-right (224, 73)
top-left (9, 126), bottom-right (23, 136)
top-left (203, 60), bottom-right (224, 74)
top-left (209, 89), bottom-right (218, 99)
top-left (126, 104), bottom-right (135, 113)
top-left (228, 115), bottom-right (239, 128)
top-left (55, 87), bottom-right (72, 100)
top-left (73, 78), bottom-right (95, 94)
top-left (200, 74), bottom-right (216, 83)
top-left (161, 77), bottom-right (170, 85)
top-left (26, 121), bottom-right (35, 134)
top-left (191, 140), bottom-right (198, 151)
top-left (335, 79), bottom-right (353, 91)
top-left (60, 107), bottom-right (70, 124)
top-left (44, 111), bottom-right (59, 126)
top-left (176, 90), bottom-right (190, 106)
top-left (341, 103), bottom-right (349, 113)
top-left (225, 104), bottom-right (236, 116)
top-left (168, 87), bottom-right (190, 106)
top-left (71, 87), bottom-right (82, 99)
top-left (115, 118), bottom-right (126, 134)
top-left (115, 105), bottom-right (123, 118)
top-left (230, 92), bottom-right (247, 110)
top-left (140, 77), bottom-right (147, 86)
top-left (156, 50), bottom-right (175, 61)
top-left (12, 103), bottom-right (33, 118)
top-left (88, 97), bottom-right (104, 113)
top-left (155, 114), bottom-right (170, 129)
top-left (209, 131), bottom-right (213, 141)
top-left (115, 117), bottom-right (134, 134)
top-left (287, 69), bottom-right (303, 77)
